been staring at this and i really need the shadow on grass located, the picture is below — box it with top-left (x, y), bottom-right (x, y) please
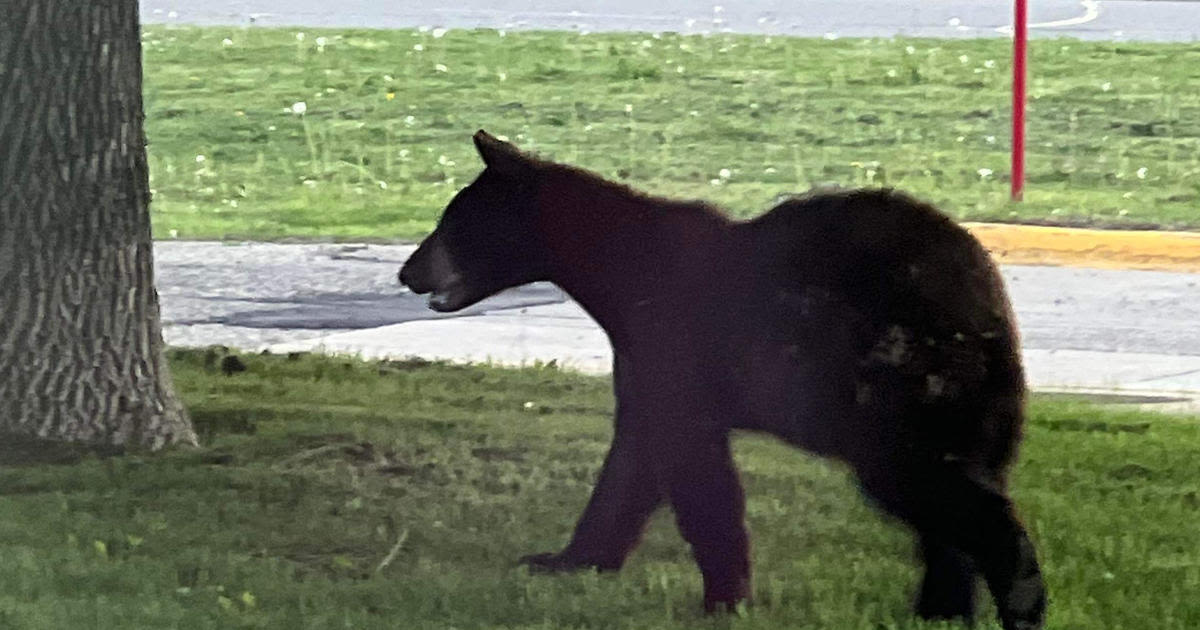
top-left (0, 433), bottom-right (126, 468)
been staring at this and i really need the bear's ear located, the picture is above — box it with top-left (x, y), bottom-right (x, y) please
top-left (473, 130), bottom-right (531, 177)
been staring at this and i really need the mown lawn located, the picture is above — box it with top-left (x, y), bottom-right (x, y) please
top-left (1, 351), bottom-right (1197, 629)
top-left (142, 27), bottom-right (1200, 241)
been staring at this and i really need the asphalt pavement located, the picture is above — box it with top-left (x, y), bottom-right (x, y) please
top-left (142, 0), bottom-right (1200, 42)
top-left (156, 242), bottom-right (1200, 399)
top-left (145, 1), bottom-right (1200, 404)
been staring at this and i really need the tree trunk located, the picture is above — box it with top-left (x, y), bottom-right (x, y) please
top-left (0, 0), bottom-right (196, 448)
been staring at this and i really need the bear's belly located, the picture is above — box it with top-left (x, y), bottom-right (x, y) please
top-left (728, 337), bottom-right (858, 456)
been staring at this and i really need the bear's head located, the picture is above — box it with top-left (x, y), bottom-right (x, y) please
top-left (399, 130), bottom-right (549, 312)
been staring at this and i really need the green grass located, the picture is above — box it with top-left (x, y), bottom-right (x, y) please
top-left (2, 351), bottom-right (1198, 629)
top-left (142, 27), bottom-right (1200, 241)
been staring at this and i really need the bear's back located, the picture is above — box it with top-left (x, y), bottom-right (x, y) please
top-left (741, 188), bottom-right (1014, 343)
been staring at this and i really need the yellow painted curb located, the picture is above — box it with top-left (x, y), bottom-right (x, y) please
top-left (964, 223), bottom-right (1200, 273)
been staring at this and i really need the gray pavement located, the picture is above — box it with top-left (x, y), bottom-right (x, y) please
top-left (156, 242), bottom-right (1200, 399)
top-left (142, 0), bottom-right (1200, 42)
top-left (146, 1), bottom-right (1200, 403)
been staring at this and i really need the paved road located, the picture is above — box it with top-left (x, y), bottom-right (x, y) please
top-left (156, 242), bottom-right (1200, 395)
top-left (142, 0), bottom-right (1200, 41)
top-left (145, 1), bottom-right (1200, 398)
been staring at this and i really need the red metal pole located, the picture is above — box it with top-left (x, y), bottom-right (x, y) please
top-left (1012, 0), bottom-right (1027, 201)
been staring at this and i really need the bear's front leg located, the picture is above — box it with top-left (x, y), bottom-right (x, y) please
top-left (521, 356), bottom-right (662, 573)
top-left (520, 430), bottom-right (662, 572)
top-left (658, 428), bottom-right (752, 612)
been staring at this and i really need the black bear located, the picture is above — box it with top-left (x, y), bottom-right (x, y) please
top-left (399, 131), bottom-right (1045, 630)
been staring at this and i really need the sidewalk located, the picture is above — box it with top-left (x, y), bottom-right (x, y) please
top-left (266, 300), bottom-right (1200, 396)
top-left (148, 237), bottom-right (1200, 411)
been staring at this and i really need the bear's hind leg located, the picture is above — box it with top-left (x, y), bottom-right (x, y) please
top-left (859, 461), bottom-right (1045, 630)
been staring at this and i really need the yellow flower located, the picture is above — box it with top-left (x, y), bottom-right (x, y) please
top-left (386, 92), bottom-right (395, 101)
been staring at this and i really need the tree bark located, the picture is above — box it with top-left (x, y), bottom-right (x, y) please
top-left (0, 0), bottom-right (196, 448)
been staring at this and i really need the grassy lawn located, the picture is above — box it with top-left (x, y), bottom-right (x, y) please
top-left (142, 27), bottom-right (1200, 241)
top-left (1, 351), bottom-right (1197, 629)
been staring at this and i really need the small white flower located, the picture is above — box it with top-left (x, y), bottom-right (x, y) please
top-left (437, 155), bottom-right (455, 166)
top-left (383, 74), bottom-right (394, 82)
top-left (195, 154), bottom-right (206, 163)
top-left (1050, 208), bottom-right (1063, 215)
top-left (764, 167), bottom-right (777, 174)
top-left (719, 168), bottom-right (732, 179)
top-left (624, 103), bottom-right (633, 113)
top-left (959, 54), bottom-right (969, 64)
top-left (418, 25), bottom-right (431, 33)
top-left (977, 168), bottom-right (994, 179)
top-left (404, 115), bottom-right (416, 126)
top-left (676, 65), bottom-right (685, 73)
top-left (886, 69), bottom-right (897, 78)
top-left (290, 101), bottom-right (307, 115)
top-left (222, 38), bottom-right (234, 47)
top-left (497, 71), bottom-right (507, 81)
top-left (296, 32), bottom-right (305, 41)
top-left (710, 179), bottom-right (722, 186)
top-left (413, 43), bottom-right (424, 51)
top-left (378, 180), bottom-right (388, 190)
top-left (432, 28), bottom-right (448, 38)
top-left (1118, 209), bottom-right (1129, 216)
top-left (956, 136), bottom-right (965, 142)
top-left (905, 45), bottom-right (916, 55)
top-left (523, 401), bottom-right (535, 409)
top-left (1136, 167), bottom-right (1148, 179)
top-left (398, 149), bottom-right (410, 158)
top-left (169, 229), bottom-right (179, 238)
top-left (583, 124), bottom-right (594, 132)
top-left (315, 36), bottom-right (328, 47)
top-left (302, 179), bottom-right (317, 188)
top-left (986, 135), bottom-right (996, 144)
top-left (984, 59), bottom-right (996, 68)
top-left (434, 63), bottom-right (448, 72)
top-left (1101, 82), bottom-right (1112, 92)
top-left (498, 29), bottom-right (506, 37)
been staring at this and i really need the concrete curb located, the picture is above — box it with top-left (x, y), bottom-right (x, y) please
top-left (964, 223), bottom-right (1200, 273)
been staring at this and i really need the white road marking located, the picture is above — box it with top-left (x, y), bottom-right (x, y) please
top-left (426, 8), bottom-right (681, 23)
top-left (995, 0), bottom-right (1101, 35)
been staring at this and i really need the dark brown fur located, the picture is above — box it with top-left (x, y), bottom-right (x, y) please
top-left (400, 132), bottom-right (1045, 629)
